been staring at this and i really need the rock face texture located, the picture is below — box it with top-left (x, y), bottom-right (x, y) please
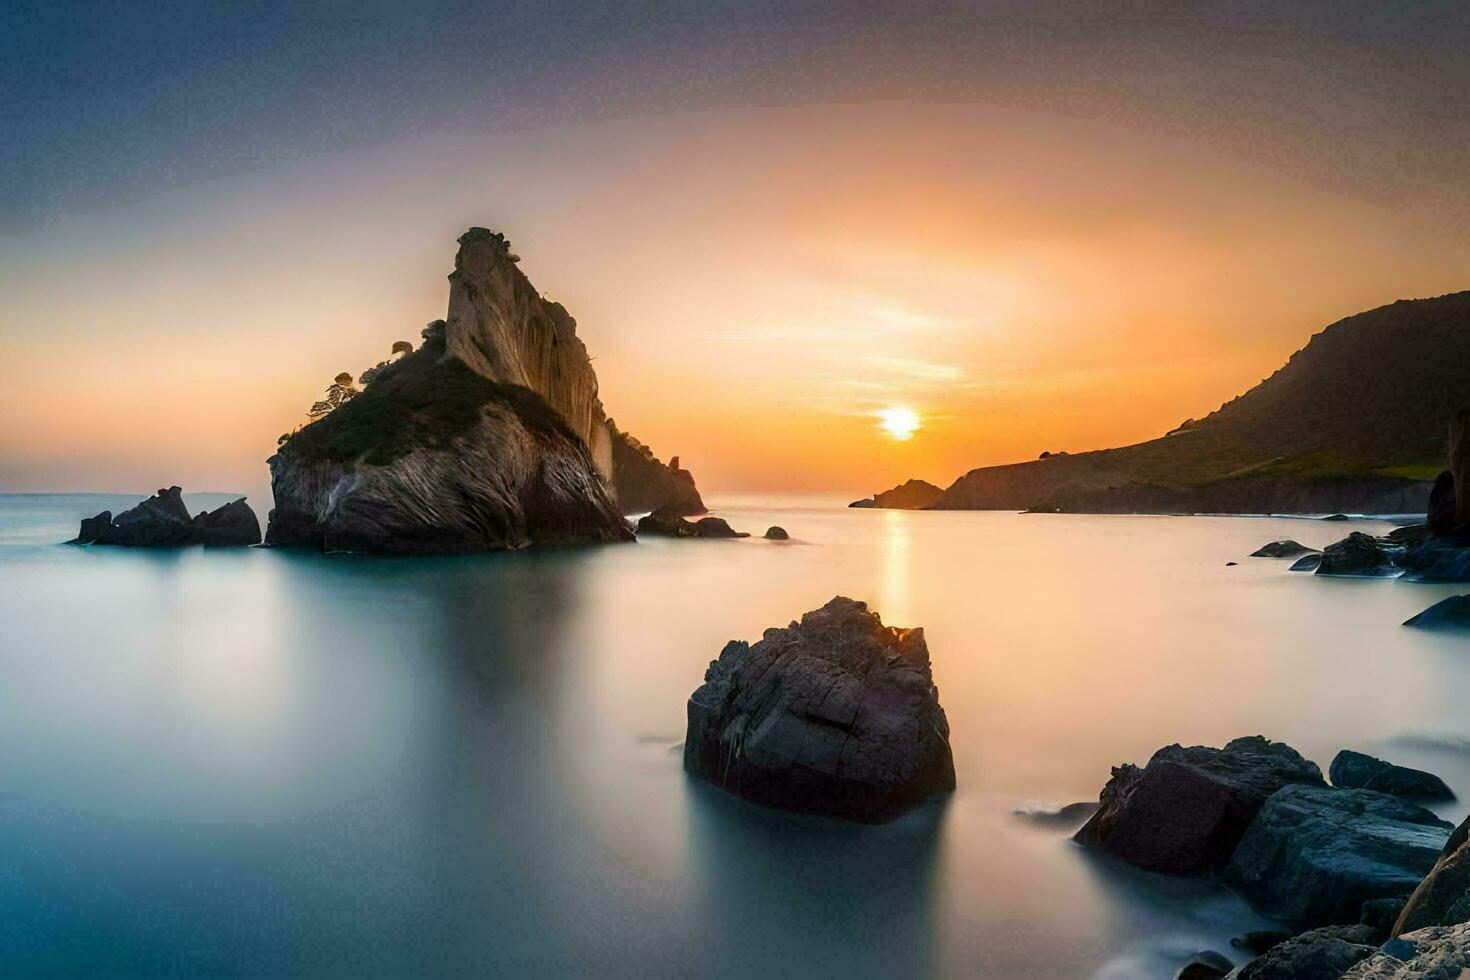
top-left (1329, 750), bottom-right (1454, 801)
top-left (605, 422), bottom-right (706, 516)
top-left (443, 228), bottom-right (613, 478)
top-left (1315, 532), bottom-right (1404, 577)
top-left (76, 488), bottom-right (262, 547)
top-left (1073, 736), bottom-right (1326, 876)
top-left (1224, 925), bottom-right (1382, 980)
top-left (1344, 922), bottom-right (1470, 978)
top-left (266, 229), bottom-right (655, 554)
top-left (1221, 785), bottom-right (1451, 930)
top-left (683, 597), bottom-right (955, 823)
top-left (1393, 814), bottom-right (1470, 935)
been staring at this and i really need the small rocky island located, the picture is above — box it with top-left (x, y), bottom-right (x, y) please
top-left (73, 486), bottom-right (261, 547)
top-left (266, 229), bottom-right (704, 554)
top-left (683, 596), bottom-right (955, 823)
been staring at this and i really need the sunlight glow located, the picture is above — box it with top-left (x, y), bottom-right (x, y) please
top-left (877, 406), bottom-right (921, 441)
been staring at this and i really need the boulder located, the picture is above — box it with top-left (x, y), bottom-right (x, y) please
top-left (1329, 750), bottom-right (1454, 801)
top-left (195, 498), bottom-right (262, 546)
top-left (1223, 925), bottom-right (1380, 979)
top-left (1221, 785), bottom-right (1451, 929)
top-left (683, 596), bottom-right (955, 823)
top-left (636, 511), bottom-right (692, 537)
top-left (1290, 553), bottom-right (1324, 572)
top-left (95, 487), bottom-right (200, 546)
top-left (1315, 532), bottom-right (1401, 577)
top-left (1404, 595), bottom-right (1470, 629)
top-left (1074, 736), bottom-right (1325, 876)
top-left (1251, 540), bottom-right (1318, 559)
top-left (70, 510), bottom-right (112, 544)
top-left (1393, 814), bottom-right (1470, 935)
top-left (1399, 531), bottom-right (1470, 582)
top-left (764, 526), bottom-right (789, 540)
top-left (1427, 471), bottom-right (1457, 536)
top-left (1341, 921), bottom-right (1470, 978)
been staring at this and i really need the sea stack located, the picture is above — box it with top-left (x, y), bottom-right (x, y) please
top-left (265, 229), bottom-right (703, 554)
top-left (683, 596), bottom-right (955, 823)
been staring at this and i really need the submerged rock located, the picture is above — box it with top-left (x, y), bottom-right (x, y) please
top-left (1014, 801), bottom-right (1100, 829)
top-left (1224, 925), bottom-right (1380, 979)
top-left (1393, 813), bottom-right (1470, 935)
top-left (1316, 532), bottom-right (1402, 577)
top-left (1251, 540), bottom-right (1318, 559)
top-left (764, 526), bottom-right (789, 540)
top-left (1290, 553), bottom-right (1324, 572)
top-left (1074, 736), bottom-right (1325, 876)
top-left (1222, 785), bottom-right (1451, 930)
top-left (1329, 750), bottom-right (1454, 801)
top-left (683, 596), bottom-right (955, 823)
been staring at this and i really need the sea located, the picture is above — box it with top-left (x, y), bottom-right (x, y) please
top-left (1, 492), bottom-right (1468, 977)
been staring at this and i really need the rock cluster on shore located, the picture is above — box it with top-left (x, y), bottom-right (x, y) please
top-left (72, 487), bottom-right (261, 547)
top-left (636, 509), bottom-right (749, 538)
top-left (683, 596), bottom-right (955, 823)
top-left (1074, 735), bottom-right (1469, 977)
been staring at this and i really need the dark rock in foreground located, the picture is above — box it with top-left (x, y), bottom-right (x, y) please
top-left (1221, 784), bottom-right (1451, 929)
top-left (683, 596), bottom-right (955, 823)
top-left (1251, 540), bottom-right (1318, 559)
top-left (764, 526), bottom-right (789, 540)
top-left (1290, 553), bottom-right (1324, 572)
top-left (1074, 736), bottom-right (1325, 876)
top-left (1315, 532), bottom-right (1402, 577)
top-left (1428, 470), bottom-right (1458, 536)
top-left (1176, 949), bottom-right (1234, 979)
top-left (1330, 750), bottom-right (1454, 801)
top-left (76, 487), bottom-right (261, 547)
top-left (1393, 813), bottom-right (1470, 935)
top-left (1225, 925), bottom-right (1381, 979)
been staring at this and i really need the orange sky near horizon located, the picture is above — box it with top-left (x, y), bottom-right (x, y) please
top-left (3, 102), bottom-right (1469, 505)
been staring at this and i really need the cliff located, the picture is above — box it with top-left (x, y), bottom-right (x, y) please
top-left (605, 421), bottom-right (706, 516)
top-left (265, 228), bottom-right (667, 553)
top-left (932, 290), bottom-right (1470, 513)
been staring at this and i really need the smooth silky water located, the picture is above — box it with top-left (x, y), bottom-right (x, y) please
top-left (2, 493), bottom-right (1469, 977)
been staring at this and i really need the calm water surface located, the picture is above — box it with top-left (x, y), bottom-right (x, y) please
top-left (2, 493), bottom-right (1469, 977)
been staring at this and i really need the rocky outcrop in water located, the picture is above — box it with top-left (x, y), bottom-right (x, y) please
top-left (1403, 595), bottom-right (1470, 628)
top-left (1074, 736), bottom-right (1325, 876)
top-left (764, 526), bottom-right (789, 540)
top-left (1329, 750), bottom-right (1454, 801)
top-left (74, 487), bottom-right (261, 547)
top-left (871, 479), bottom-right (945, 509)
top-left (683, 596), bottom-right (955, 823)
top-left (1251, 540), bottom-right (1318, 559)
top-left (636, 510), bottom-right (748, 539)
top-left (266, 230), bottom-right (645, 554)
top-left (1315, 532), bottom-right (1404, 577)
top-left (605, 422), bottom-right (706, 516)
top-left (1221, 785), bottom-right (1451, 930)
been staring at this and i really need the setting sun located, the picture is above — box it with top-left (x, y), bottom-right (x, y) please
top-left (877, 406), bottom-right (921, 441)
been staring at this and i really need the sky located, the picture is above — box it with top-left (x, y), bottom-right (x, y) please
top-left (2, 1), bottom-right (1469, 501)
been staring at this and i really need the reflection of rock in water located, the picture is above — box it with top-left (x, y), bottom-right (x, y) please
top-left (684, 780), bottom-right (946, 977)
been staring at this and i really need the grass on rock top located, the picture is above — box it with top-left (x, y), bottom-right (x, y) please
top-left (283, 352), bottom-right (578, 467)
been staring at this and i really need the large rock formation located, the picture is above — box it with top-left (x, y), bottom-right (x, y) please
top-left (683, 597), bottom-right (955, 823)
top-left (74, 487), bottom-right (261, 547)
top-left (266, 229), bottom-right (676, 553)
top-left (869, 479), bottom-right (945, 510)
top-left (605, 421), bottom-right (705, 516)
top-left (1221, 785), bottom-right (1451, 930)
top-left (1073, 736), bottom-right (1326, 876)
top-left (1315, 531), bottom-right (1406, 577)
